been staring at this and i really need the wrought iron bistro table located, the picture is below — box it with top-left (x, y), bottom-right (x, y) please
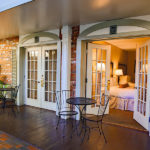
top-left (0, 88), bottom-right (15, 108)
top-left (66, 97), bottom-right (96, 137)
top-left (66, 97), bottom-right (96, 117)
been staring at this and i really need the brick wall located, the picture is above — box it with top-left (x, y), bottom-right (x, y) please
top-left (70, 26), bottom-right (80, 96)
top-left (0, 37), bottom-right (19, 84)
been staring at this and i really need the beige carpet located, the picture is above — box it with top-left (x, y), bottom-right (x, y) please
top-left (103, 109), bottom-right (147, 131)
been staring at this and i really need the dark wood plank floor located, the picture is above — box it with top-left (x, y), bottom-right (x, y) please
top-left (0, 106), bottom-right (149, 150)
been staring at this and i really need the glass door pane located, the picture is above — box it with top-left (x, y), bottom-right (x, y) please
top-left (137, 46), bottom-right (148, 116)
top-left (92, 48), bottom-right (107, 105)
top-left (44, 49), bottom-right (57, 103)
top-left (27, 50), bottom-right (38, 100)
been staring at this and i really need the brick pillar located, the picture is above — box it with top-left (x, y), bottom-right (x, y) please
top-left (70, 26), bottom-right (80, 96)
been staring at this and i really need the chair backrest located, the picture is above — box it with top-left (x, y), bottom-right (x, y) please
top-left (12, 85), bottom-right (20, 99)
top-left (3, 84), bottom-right (11, 96)
top-left (55, 90), bottom-right (74, 112)
top-left (55, 91), bottom-right (62, 113)
top-left (62, 90), bottom-right (75, 110)
top-left (97, 94), bottom-right (110, 119)
top-left (0, 84), bottom-right (3, 96)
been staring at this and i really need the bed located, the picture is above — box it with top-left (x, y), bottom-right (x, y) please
top-left (109, 86), bottom-right (135, 111)
top-left (109, 74), bottom-right (135, 111)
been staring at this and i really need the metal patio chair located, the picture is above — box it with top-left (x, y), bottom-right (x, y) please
top-left (56, 90), bottom-right (78, 138)
top-left (4, 85), bottom-right (20, 113)
top-left (81, 94), bottom-right (110, 143)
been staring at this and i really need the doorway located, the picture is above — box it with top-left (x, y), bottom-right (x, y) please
top-left (86, 37), bottom-right (150, 131)
top-left (25, 45), bottom-right (58, 111)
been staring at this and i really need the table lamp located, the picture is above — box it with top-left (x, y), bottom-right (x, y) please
top-left (115, 69), bottom-right (123, 84)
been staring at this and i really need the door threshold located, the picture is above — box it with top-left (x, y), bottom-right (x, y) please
top-left (103, 120), bottom-right (148, 133)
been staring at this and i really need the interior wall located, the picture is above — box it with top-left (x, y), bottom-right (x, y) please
top-left (126, 50), bottom-right (136, 82)
top-left (111, 45), bottom-right (128, 75)
top-left (93, 40), bottom-right (136, 83)
top-left (111, 47), bottom-right (136, 82)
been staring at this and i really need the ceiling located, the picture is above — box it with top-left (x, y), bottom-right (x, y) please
top-left (94, 37), bottom-right (150, 50)
top-left (1, 0), bottom-right (150, 39)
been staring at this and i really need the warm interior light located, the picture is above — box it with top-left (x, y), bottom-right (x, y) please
top-left (142, 64), bottom-right (148, 73)
top-left (0, 0), bottom-right (32, 12)
top-left (115, 69), bottom-right (123, 76)
top-left (92, 0), bottom-right (110, 9)
top-left (97, 63), bottom-right (105, 72)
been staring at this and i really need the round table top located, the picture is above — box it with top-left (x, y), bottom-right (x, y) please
top-left (66, 97), bottom-right (96, 105)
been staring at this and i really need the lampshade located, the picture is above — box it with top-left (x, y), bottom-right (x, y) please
top-left (115, 69), bottom-right (123, 76)
top-left (97, 63), bottom-right (105, 72)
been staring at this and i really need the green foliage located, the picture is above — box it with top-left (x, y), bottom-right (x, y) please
top-left (0, 80), bottom-right (4, 84)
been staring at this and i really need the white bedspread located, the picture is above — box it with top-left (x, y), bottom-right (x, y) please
top-left (110, 86), bottom-right (135, 99)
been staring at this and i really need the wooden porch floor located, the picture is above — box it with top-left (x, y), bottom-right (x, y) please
top-left (0, 106), bottom-right (149, 150)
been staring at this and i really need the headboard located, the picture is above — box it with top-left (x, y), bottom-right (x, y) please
top-left (110, 62), bottom-right (113, 77)
top-left (118, 63), bottom-right (127, 75)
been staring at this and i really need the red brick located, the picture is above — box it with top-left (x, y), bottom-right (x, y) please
top-left (0, 37), bottom-right (19, 84)
top-left (71, 73), bottom-right (76, 81)
top-left (70, 25), bottom-right (80, 95)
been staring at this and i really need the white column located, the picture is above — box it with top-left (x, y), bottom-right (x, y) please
top-left (76, 39), bottom-right (82, 97)
top-left (16, 46), bottom-right (25, 106)
top-left (61, 26), bottom-right (71, 91)
top-left (61, 26), bottom-right (71, 112)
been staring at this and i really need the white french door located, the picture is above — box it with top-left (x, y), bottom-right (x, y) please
top-left (41, 46), bottom-right (57, 111)
top-left (26, 47), bottom-right (41, 107)
top-left (134, 41), bottom-right (150, 130)
top-left (86, 43), bottom-right (111, 115)
top-left (25, 45), bottom-right (58, 111)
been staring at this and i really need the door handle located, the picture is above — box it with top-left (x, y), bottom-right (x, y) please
top-left (37, 81), bottom-right (40, 83)
top-left (41, 77), bottom-right (44, 87)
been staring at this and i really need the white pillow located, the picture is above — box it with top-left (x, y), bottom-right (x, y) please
top-left (119, 75), bottom-right (130, 84)
top-left (128, 82), bottom-right (135, 88)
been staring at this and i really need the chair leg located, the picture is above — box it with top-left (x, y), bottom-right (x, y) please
top-left (63, 119), bottom-right (66, 139)
top-left (97, 121), bottom-right (101, 136)
top-left (79, 118), bottom-right (85, 136)
top-left (70, 117), bottom-right (78, 138)
top-left (16, 106), bottom-right (20, 113)
top-left (81, 119), bottom-right (87, 143)
top-left (56, 116), bottom-right (60, 130)
top-left (100, 122), bottom-right (107, 143)
top-left (70, 119), bottom-right (75, 139)
top-left (87, 128), bottom-right (91, 141)
top-left (74, 116), bottom-right (79, 136)
top-left (12, 105), bottom-right (16, 117)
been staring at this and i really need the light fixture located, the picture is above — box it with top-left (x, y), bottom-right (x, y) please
top-left (97, 63), bottom-right (105, 72)
top-left (115, 69), bottom-right (123, 76)
top-left (92, 0), bottom-right (110, 9)
top-left (0, 0), bottom-right (32, 13)
top-left (115, 69), bottom-right (123, 84)
top-left (142, 64), bottom-right (148, 73)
